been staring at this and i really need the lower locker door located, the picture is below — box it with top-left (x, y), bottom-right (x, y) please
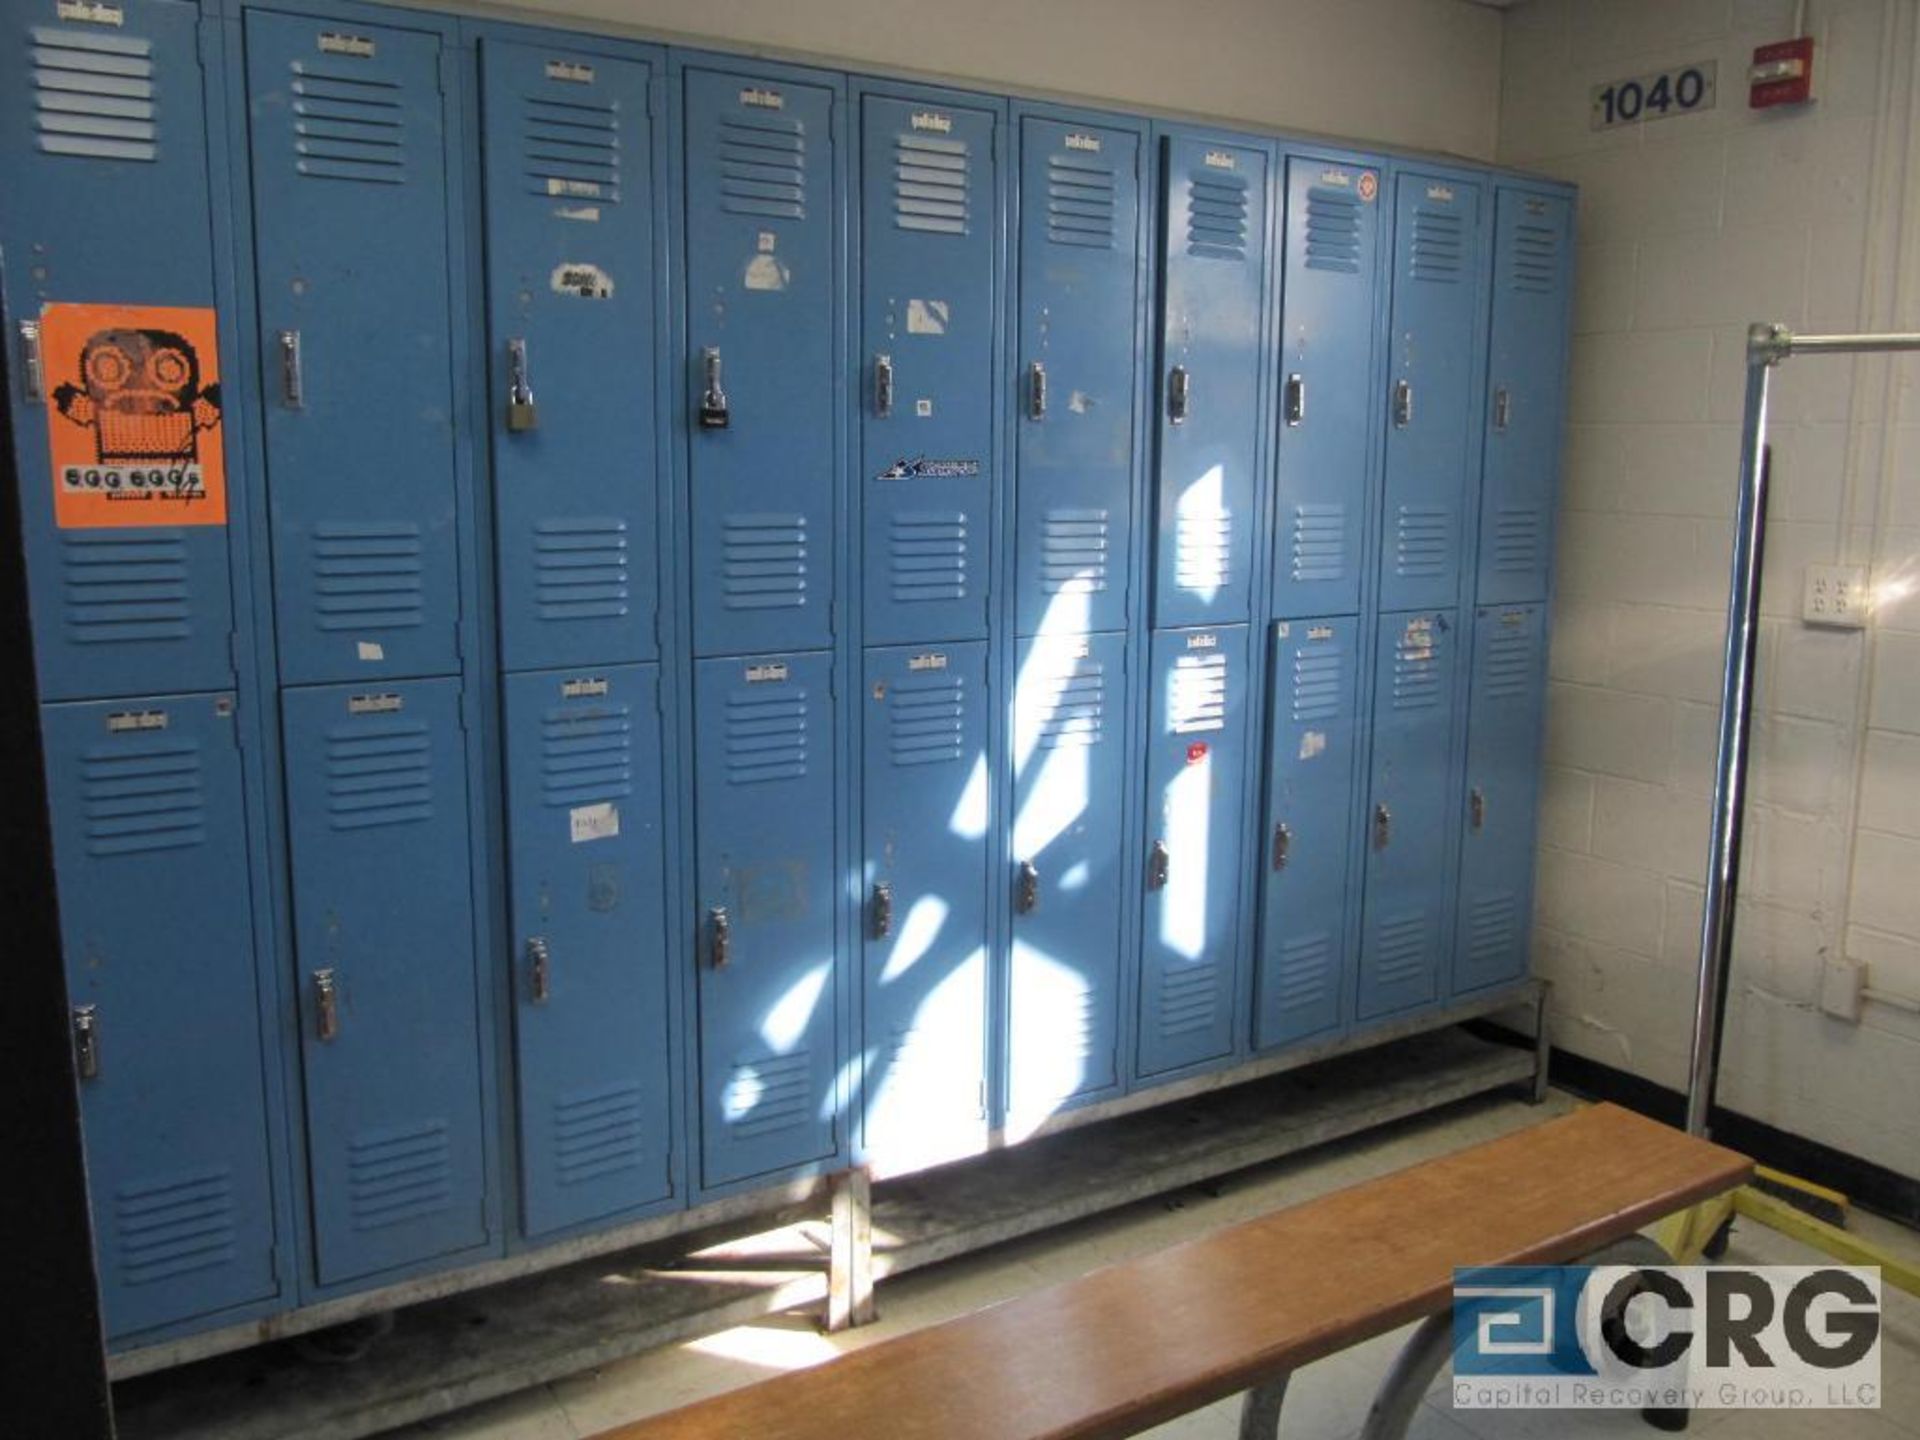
top-left (503, 664), bottom-right (673, 1237)
top-left (43, 693), bottom-right (280, 1340)
top-left (1453, 604), bottom-right (1547, 994)
top-left (1256, 618), bottom-right (1359, 1050)
top-left (1137, 624), bottom-right (1249, 1078)
top-left (861, 641), bottom-right (989, 1170)
top-left (1007, 631), bottom-right (1126, 1130)
top-left (1357, 610), bottom-right (1459, 1020)
top-left (694, 652), bottom-right (838, 1187)
top-left (282, 678), bottom-right (490, 1284)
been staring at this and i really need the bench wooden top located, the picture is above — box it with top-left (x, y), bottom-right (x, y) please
top-left (595, 1103), bottom-right (1750, 1440)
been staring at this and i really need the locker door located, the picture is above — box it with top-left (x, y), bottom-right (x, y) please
top-left (482, 41), bottom-right (660, 672)
top-left (861, 641), bottom-right (989, 1170)
top-left (282, 678), bottom-right (489, 1283)
top-left (1153, 135), bottom-right (1268, 630)
top-left (1013, 117), bottom-right (1141, 638)
top-left (860, 94), bottom-right (997, 646)
top-left (42, 693), bottom-right (278, 1339)
top-left (1454, 604), bottom-right (1547, 994)
top-left (1255, 617), bottom-right (1358, 1050)
top-left (1137, 623), bottom-right (1249, 1077)
top-left (694, 651), bottom-right (838, 1186)
top-left (1357, 609), bottom-right (1459, 1019)
top-left (503, 664), bottom-right (672, 1237)
top-left (1007, 631), bottom-right (1126, 1127)
top-left (1, 0), bottom-right (237, 700)
top-left (1477, 189), bottom-right (1571, 606)
top-left (245, 12), bottom-right (462, 686)
top-left (683, 70), bottom-right (837, 658)
top-left (1379, 172), bottom-right (1483, 614)
top-left (1272, 156), bottom-right (1383, 619)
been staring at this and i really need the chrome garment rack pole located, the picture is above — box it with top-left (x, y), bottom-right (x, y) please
top-left (1687, 322), bottom-right (1920, 1138)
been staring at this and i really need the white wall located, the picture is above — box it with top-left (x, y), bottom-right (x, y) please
top-left (1500, 0), bottom-right (1920, 1179)
top-left (478, 0), bottom-right (1505, 159)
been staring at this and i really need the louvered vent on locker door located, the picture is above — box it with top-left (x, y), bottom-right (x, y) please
top-left (1174, 507), bottom-right (1232, 595)
top-left (722, 514), bottom-right (809, 612)
top-left (1390, 620), bottom-right (1444, 713)
top-left (540, 700), bottom-right (633, 806)
top-left (313, 521), bottom-right (426, 632)
top-left (1480, 615), bottom-right (1538, 700)
top-left (890, 511), bottom-right (969, 607)
top-left (64, 532), bottom-right (194, 650)
top-left (889, 671), bottom-right (965, 768)
top-left (1303, 186), bottom-right (1361, 273)
top-left (717, 111), bottom-right (806, 219)
top-left (1033, 659), bottom-right (1106, 750)
top-left (1488, 508), bottom-right (1544, 582)
top-left (82, 736), bottom-right (206, 856)
top-left (1272, 933), bottom-right (1334, 1015)
top-left (1041, 509), bottom-right (1110, 596)
top-left (324, 717), bottom-right (434, 829)
top-left (523, 94), bottom-right (621, 203)
top-left (1290, 504), bottom-right (1347, 584)
top-left (1290, 642), bottom-right (1344, 723)
top-left (1464, 893), bottom-right (1519, 972)
top-left (1158, 964), bottom-right (1218, 1039)
top-left (724, 1051), bottom-right (810, 1139)
top-left (114, 1165), bottom-right (238, 1287)
top-left (1393, 505), bottom-right (1451, 581)
top-left (894, 132), bottom-right (969, 235)
top-left (535, 519), bottom-right (630, 623)
top-left (30, 25), bottom-right (157, 162)
top-left (552, 1080), bottom-right (645, 1187)
top-left (1510, 219), bottom-right (1559, 294)
top-left (347, 1118), bottom-right (452, 1232)
top-left (1370, 912), bottom-right (1429, 985)
top-left (1168, 651), bottom-right (1227, 734)
top-left (1046, 151), bottom-right (1115, 248)
top-left (724, 686), bottom-right (809, 785)
top-left (289, 61), bottom-right (409, 186)
top-left (1186, 170), bottom-right (1248, 260)
top-left (1408, 204), bottom-right (1464, 283)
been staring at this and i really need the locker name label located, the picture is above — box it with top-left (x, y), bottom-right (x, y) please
top-left (318, 32), bottom-right (376, 57)
top-left (106, 709), bottom-right (167, 733)
top-left (348, 692), bottom-right (403, 714)
top-left (1307, 625), bottom-right (1334, 640)
top-left (910, 111), bottom-right (952, 133)
top-left (1185, 632), bottom-right (1218, 649)
top-left (545, 60), bottom-right (595, 84)
top-left (1203, 151), bottom-right (1236, 169)
top-left (547, 177), bottom-right (603, 199)
top-left (570, 801), bottom-right (620, 844)
top-left (1426, 184), bottom-right (1455, 203)
top-left (1065, 133), bottom-right (1101, 152)
top-left (876, 455), bottom-right (981, 480)
top-left (562, 677), bottom-right (610, 698)
top-left (54, 0), bottom-right (123, 25)
top-left (740, 87), bottom-right (783, 109)
top-left (745, 663), bottom-right (789, 684)
top-left (907, 652), bottom-right (948, 671)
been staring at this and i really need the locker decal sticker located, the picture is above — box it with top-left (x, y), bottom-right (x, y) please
top-left (42, 303), bottom-right (227, 527)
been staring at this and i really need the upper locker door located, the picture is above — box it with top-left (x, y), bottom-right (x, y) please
top-left (1, 0), bottom-right (237, 700)
top-left (481, 42), bottom-right (659, 672)
top-left (859, 93), bottom-right (997, 647)
top-left (1014, 117), bottom-right (1141, 639)
top-left (1477, 189), bottom-right (1571, 606)
top-left (683, 69), bottom-right (836, 658)
top-left (503, 664), bottom-right (672, 1238)
top-left (1379, 171), bottom-right (1482, 615)
top-left (1138, 623), bottom-right (1249, 1078)
top-left (1454, 604), bottom-right (1547, 995)
top-left (861, 641), bottom-right (989, 1171)
top-left (1272, 157), bottom-right (1383, 619)
top-left (1153, 135), bottom-right (1268, 630)
top-left (245, 12), bottom-right (462, 685)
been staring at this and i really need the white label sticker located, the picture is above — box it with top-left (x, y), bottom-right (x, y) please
top-left (1065, 132), bottom-right (1102, 152)
top-left (1203, 150), bottom-right (1236, 169)
top-left (745, 662), bottom-right (789, 684)
top-left (1426, 183), bottom-right (1455, 203)
top-left (545, 59), bottom-right (594, 84)
top-left (1307, 625), bottom-right (1334, 641)
top-left (56, 0), bottom-right (123, 25)
top-left (106, 708), bottom-right (167, 733)
top-left (547, 177), bottom-right (602, 199)
top-left (741, 87), bottom-right (784, 109)
top-left (570, 801), bottom-right (620, 844)
top-left (348, 692), bottom-right (403, 715)
top-left (1299, 729), bottom-right (1327, 761)
top-left (555, 205), bottom-right (601, 224)
top-left (906, 298), bottom-right (949, 335)
top-left (907, 652), bottom-right (948, 671)
top-left (910, 111), bottom-right (952, 134)
top-left (561, 676), bottom-right (609, 698)
top-left (318, 31), bottom-right (376, 57)
top-left (1186, 632), bottom-right (1219, 650)
top-left (550, 262), bottom-right (614, 299)
top-left (914, 398), bottom-right (934, 418)
top-left (357, 640), bottom-right (385, 661)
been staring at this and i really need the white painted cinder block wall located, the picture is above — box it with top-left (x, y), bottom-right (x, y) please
top-left (1500, 0), bottom-right (1920, 1179)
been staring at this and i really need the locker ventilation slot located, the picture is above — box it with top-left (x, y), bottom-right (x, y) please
top-left (347, 1119), bottom-right (452, 1232)
top-left (313, 522), bottom-right (426, 632)
top-left (553, 1081), bottom-right (646, 1186)
top-left (1186, 172), bottom-right (1248, 260)
top-left (1158, 962), bottom-right (1219, 1037)
top-left (1480, 622), bottom-right (1537, 700)
top-left (115, 1166), bottom-right (236, 1286)
top-left (1391, 625), bottom-right (1443, 713)
top-left (524, 95), bottom-right (621, 204)
top-left (724, 1052), bottom-right (811, 1138)
top-left (717, 112), bottom-right (807, 219)
top-left (290, 63), bottom-right (409, 186)
top-left (1511, 221), bottom-right (1559, 294)
top-left (535, 518), bottom-right (631, 622)
top-left (1290, 504), bottom-right (1347, 584)
top-left (1371, 912), bottom-right (1429, 985)
top-left (1031, 663), bottom-right (1106, 750)
top-left (1409, 207), bottom-right (1465, 283)
top-left (63, 532), bottom-right (194, 648)
top-left (30, 26), bottom-right (157, 162)
top-left (1465, 893), bottom-right (1518, 969)
top-left (1394, 505), bottom-right (1451, 581)
top-left (540, 703), bottom-right (633, 806)
top-left (1273, 933), bottom-right (1334, 1011)
top-left (1490, 507), bottom-right (1544, 579)
top-left (83, 740), bottom-right (206, 856)
top-left (1303, 187), bottom-right (1361, 273)
top-left (1290, 647), bottom-right (1344, 723)
top-left (1168, 652), bottom-right (1227, 734)
top-left (1174, 506), bottom-right (1232, 595)
top-left (894, 133), bottom-right (969, 235)
top-left (724, 689), bottom-right (809, 785)
top-left (888, 674), bottom-right (965, 767)
top-left (325, 720), bottom-right (434, 829)
top-left (890, 512), bottom-right (970, 606)
top-left (721, 513), bottom-right (809, 612)
top-left (1046, 152), bottom-right (1115, 248)
top-left (1040, 509), bottom-right (1111, 596)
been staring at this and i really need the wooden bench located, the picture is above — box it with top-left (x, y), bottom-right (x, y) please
top-left (593, 1104), bottom-right (1750, 1440)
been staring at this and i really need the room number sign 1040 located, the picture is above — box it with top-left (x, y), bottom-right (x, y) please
top-left (1590, 60), bottom-right (1717, 130)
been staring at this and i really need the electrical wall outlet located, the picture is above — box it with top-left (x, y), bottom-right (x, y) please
top-left (1803, 564), bottom-right (1869, 628)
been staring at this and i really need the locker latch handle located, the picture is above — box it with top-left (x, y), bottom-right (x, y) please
top-left (1147, 840), bottom-right (1170, 891)
top-left (279, 330), bottom-right (304, 410)
top-left (1167, 365), bottom-right (1190, 425)
top-left (870, 882), bottom-right (894, 939)
top-left (1271, 822), bottom-right (1293, 872)
top-left (1028, 360), bottom-right (1047, 421)
top-left (699, 347), bottom-right (730, 429)
top-left (18, 320), bottom-right (45, 405)
top-left (313, 967), bottom-right (340, 1042)
top-left (1284, 373), bottom-right (1305, 427)
top-left (1373, 804), bottom-right (1392, 850)
top-left (708, 906), bottom-right (732, 969)
top-left (71, 1004), bottom-right (100, 1081)
top-left (507, 337), bottom-right (539, 432)
top-left (874, 353), bottom-right (894, 418)
top-left (527, 936), bottom-right (552, 1003)
top-left (1492, 386), bottom-right (1511, 433)
top-left (1469, 787), bottom-right (1487, 832)
top-left (1392, 379), bottom-right (1413, 429)
top-left (1015, 859), bottom-right (1039, 915)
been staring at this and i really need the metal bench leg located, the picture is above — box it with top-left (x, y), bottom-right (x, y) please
top-left (826, 1166), bottom-right (875, 1333)
top-left (1236, 1373), bottom-right (1289, 1440)
top-left (1530, 982), bottom-right (1552, 1105)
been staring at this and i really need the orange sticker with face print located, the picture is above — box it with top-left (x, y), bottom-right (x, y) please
top-left (42, 303), bottom-right (227, 527)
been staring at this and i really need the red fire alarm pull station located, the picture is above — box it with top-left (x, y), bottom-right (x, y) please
top-left (1750, 36), bottom-right (1815, 108)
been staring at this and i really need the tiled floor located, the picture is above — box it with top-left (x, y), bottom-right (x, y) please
top-left (400, 1092), bottom-right (1919, 1440)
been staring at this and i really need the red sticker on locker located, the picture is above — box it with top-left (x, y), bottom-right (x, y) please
top-left (1186, 742), bottom-right (1209, 765)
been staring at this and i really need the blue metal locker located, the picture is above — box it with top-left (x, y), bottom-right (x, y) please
top-left (41, 692), bottom-right (278, 1339)
top-left (1378, 171), bottom-right (1483, 614)
top-left (858, 91), bottom-right (996, 646)
top-left (1477, 188), bottom-right (1572, 606)
top-left (861, 640), bottom-right (989, 1168)
top-left (1357, 609), bottom-right (1459, 1019)
top-left (1007, 630), bottom-right (1126, 1127)
top-left (1152, 134), bottom-right (1268, 630)
top-left (683, 68), bottom-right (837, 658)
top-left (1454, 604), bottom-right (1547, 994)
top-left (502, 663), bottom-right (672, 1237)
top-left (1, 0), bottom-right (237, 701)
top-left (1272, 155), bottom-right (1383, 619)
top-left (244, 10), bottom-right (462, 686)
top-left (1255, 617), bottom-right (1358, 1050)
top-left (693, 650), bottom-right (838, 1186)
top-left (1013, 116), bottom-right (1141, 639)
top-left (281, 677), bottom-right (490, 1283)
top-left (1137, 623), bottom-right (1249, 1077)
top-left (482, 40), bottom-right (660, 672)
